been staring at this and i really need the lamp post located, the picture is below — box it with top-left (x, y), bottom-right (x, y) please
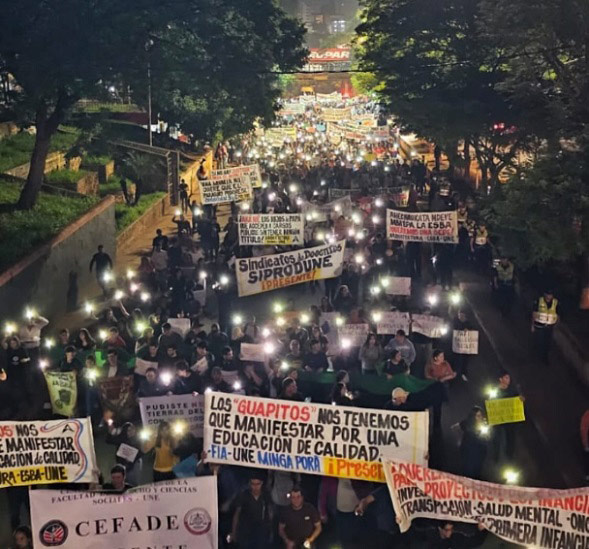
top-left (145, 39), bottom-right (155, 147)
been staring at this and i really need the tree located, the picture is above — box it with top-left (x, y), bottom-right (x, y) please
top-left (0, 0), bottom-right (306, 209)
top-left (356, 0), bottom-right (532, 183)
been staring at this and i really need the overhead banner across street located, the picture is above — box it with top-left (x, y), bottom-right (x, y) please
top-left (204, 393), bottom-right (429, 482)
top-left (236, 240), bottom-right (346, 297)
top-left (383, 459), bottom-right (589, 549)
top-left (0, 419), bottom-right (98, 488)
top-left (31, 477), bottom-right (218, 548)
top-left (238, 213), bottom-right (304, 246)
top-left (387, 210), bottom-right (458, 243)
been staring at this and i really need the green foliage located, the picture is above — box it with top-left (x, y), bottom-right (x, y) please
top-left (0, 179), bottom-right (98, 271)
top-left (45, 169), bottom-right (88, 189)
top-left (100, 175), bottom-right (126, 197)
top-left (120, 151), bottom-right (165, 194)
top-left (115, 192), bottom-right (166, 232)
top-left (83, 155), bottom-right (113, 167)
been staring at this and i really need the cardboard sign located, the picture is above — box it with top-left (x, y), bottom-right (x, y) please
top-left (338, 323), bottom-right (370, 347)
top-left (384, 277), bottom-right (412, 296)
top-left (31, 477), bottom-right (218, 549)
top-left (204, 393), bottom-right (429, 482)
top-left (199, 174), bottom-right (252, 204)
top-left (236, 241), bottom-right (346, 297)
top-left (377, 312), bottom-right (411, 335)
top-left (168, 317), bottom-right (191, 338)
top-left (240, 343), bottom-right (266, 363)
top-left (44, 371), bottom-right (77, 417)
top-left (116, 442), bottom-right (139, 462)
top-left (134, 357), bottom-right (158, 376)
top-left (139, 393), bottom-right (206, 437)
top-left (452, 330), bottom-right (479, 354)
top-left (411, 314), bottom-right (447, 339)
top-left (387, 210), bottom-right (458, 243)
top-left (383, 459), bottom-right (585, 549)
top-left (485, 397), bottom-right (526, 426)
top-left (238, 213), bottom-right (304, 246)
top-left (0, 419), bottom-right (98, 488)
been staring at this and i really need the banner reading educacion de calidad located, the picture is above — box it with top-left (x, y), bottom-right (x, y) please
top-left (387, 210), bottom-right (458, 243)
top-left (235, 240), bottom-right (346, 297)
top-left (0, 419), bottom-right (98, 488)
top-left (383, 458), bottom-right (589, 548)
top-left (204, 393), bottom-right (429, 482)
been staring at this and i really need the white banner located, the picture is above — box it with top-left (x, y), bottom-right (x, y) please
top-left (199, 174), bottom-right (252, 204)
top-left (387, 210), bottom-right (458, 243)
top-left (31, 477), bottom-right (218, 548)
top-left (204, 393), bottom-right (428, 482)
top-left (168, 317), bottom-right (191, 338)
top-left (222, 164), bottom-right (262, 189)
top-left (321, 107), bottom-right (352, 122)
top-left (0, 419), bottom-right (97, 488)
top-left (238, 213), bottom-right (304, 246)
top-left (301, 196), bottom-right (353, 222)
top-left (139, 394), bottom-right (205, 437)
top-left (236, 241), bottom-right (346, 297)
top-left (411, 314), bottom-right (447, 338)
top-left (452, 330), bottom-right (479, 354)
top-left (134, 357), bottom-right (158, 376)
top-left (339, 323), bottom-right (370, 347)
top-left (377, 312), bottom-right (411, 335)
top-left (384, 459), bottom-right (589, 548)
top-left (384, 277), bottom-right (412, 296)
top-left (240, 342), bottom-right (266, 363)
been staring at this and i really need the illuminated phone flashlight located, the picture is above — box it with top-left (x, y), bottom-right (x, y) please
top-left (486, 386), bottom-right (498, 399)
top-left (172, 421), bottom-right (186, 435)
top-left (335, 316), bottom-right (345, 327)
top-left (372, 311), bottom-right (383, 323)
top-left (478, 424), bottom-right (490, 437)
top-left (348, 228), bottom-right (356, 238)
top-left (316, 231), bottom-right (325, 240)
top-left (263, 342), bottom-right (276, 355)
top-left (371, 160), bottom-right (377, 167)
top-left (233, 380), bottom-right (242, 391)
top-left (240, 202), bottom-right (250, 211)
top-left (236, 150), bottom-right (242, 158)
top-left (140, 291), bottom-right (151, 303)
top-left (354, 253), bottom-right (364, 265)
top-left (160, 371), bottom-right (173, 386)
top-left (311, 211), bottom-right (318, 220)
top-left (139, 428), bottom-right (151, 441)
top-left (289, 184), bottom-right (298, 193)
top-left (372, 215), bottom-right (380, 224)
top-left (24, 307), bottom-right (36, 320)
top-left (320, 180), bottom-right (326, 186)
top-left (280, 361), bottom-right (290, 371)
top-left (114, 290), bottom-right (125, 301)
top-left (102, 271), bottom-right (113, 283)
top-left (502, 468), bottom-right (520, 484)
top-left (300, 313), bottom-right (310, 324)
top-left (268, 160), bottom-right (275, 168)
top-left (86, 368), bottom-right (98, 381)
top-left (356, 231), bottom-right (365, 241)
top-left (380, 277), bottom-right (390, 288)
top-left (204, 387), bottom-right (213, 394)
top-left (370, 285), bottom-right (382, 296)
top-left (341, 338), bottom-right (352, 350)
top-left (268, 192), bottom-right (276, 202)
top-left (106, 418), bottom-right (113, 426)
top-left (276, 316), bottom-right (285, 327)
top-left (384, 165), bottom-right (390, 173)
top-left (306, 213), bottom-right (313, 222)
top-left (219, 275), bottom-right (230, 286)
top-left (44, 337), bottom-right (55, 349)
top-left (427, 293), bottom-right (438, 306)
top-left (334, 204), bottom-right (342, 213)
top-left (84, 302), bottom-right (95, 315)
top-left (351, 212), bottom-right (361, 224)
top-left (273, 302), bottom-right (284, 314)
top-left (232, 314), bottom-right (243, 325)
top-left (356, 156), bottom-right (363, 163)
top-left (4, 322), bottom-right (16, 335)
top-left (174, 208), bottom-right (182, 216)
top-left (99, 329), bottom-right (108, 341)
top-left (194, 206), bottom-right (203, 216)
top-left (135, 321), bottom-right (147, 334)
top-left (375, 198), bottom-right (384, 208)
top-left (261, 327), bottom-right (271, 338)
top-left (440, 325), bottom-right (449, 336)
top-left (39, 359), bottom-right (48, 371)
top-left (129, 282), bottom-right (139, 293)
top-left (449, 292), bottom-right (462, 305)
top-left (296, 197), bottom-right (303, 206)
top-left (376, 258), bottom-right (383, 266)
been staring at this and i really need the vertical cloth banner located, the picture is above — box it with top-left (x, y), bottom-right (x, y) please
top-left (0, 419), bottom-right (98, 488)
top-left (485, 397), bottom-right (526, 426)
top-left (236, 241), bottom-right (346, 297)
top-left (98, 376), bottom-right (135, 421)
top-left (383, 459), bottom-right (589, 548)
top-left (204, 393), bottom-right (428, 482)
top-left (238, 213), bottom-right (305, 246)
top-left (31, 477), bottom-right (218, 549)
top-left (452, 330), bottom-right (479, 354)
top-left (387, 210), bottom-right (458, 243)
top-left (139, 394), bottom-right (206, 437)
top-left (44, 371), bottom-right (77, 417)
top-left (376, 312), bottom-right (411, 335)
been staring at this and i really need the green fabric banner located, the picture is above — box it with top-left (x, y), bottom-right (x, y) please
top-left (44, 371), bottom-right (77, 417)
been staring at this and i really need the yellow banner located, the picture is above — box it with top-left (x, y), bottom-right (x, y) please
top-left (485, 397), bottom-right (525, 426)
top-left (44, 371), bottom-right (77, 417)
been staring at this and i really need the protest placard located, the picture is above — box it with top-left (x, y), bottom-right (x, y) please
top-left (238, 213), bottom-right (304, 246)
top-left (98, 376), bottom-right (135, 421)
top-left (485, 397), bottom-right (526, 426)
top-left (452, 330), bottom-right (479, 354)
top-left (134, 357), bottom-right (158, 376)
top-left (204, 393), bottom-right (428, 482)
top-left (44, 371), bottom-right (77, 417)
top-left (240, 342), bottom-right (266, 363)
top-left (383, 459), bottom-right (588, 548)
top-left (321, 107), bottom-right (351, 122)
top-left (387, 210), bottom-right (458, 243)
top-left (339, 323), bottom-right (370, 347)
top-left (199, 174), bottom-right (252, 205)
top-left (0, 418), bottom-right (98, 488)
top-left (31, 477), bottom-right (218, 549)
top-left (390, 186), bottom-right (410, 208)
top-left (236, 241), bottom-right (346, 297)
top-left (168, 317), bottom-right (191, 338)
top-left (139, 393), bottom-right (205, 437)
top-left (411, 314), bottom-right (447, 338)
top-left (216, 164), bottom-right (262, 189)
top-left (376, 312), bottom-right (411, 335)
top-left (328, 188), bottom-right (352, 200)
top-left (383, 277), bottom-right (412, 296)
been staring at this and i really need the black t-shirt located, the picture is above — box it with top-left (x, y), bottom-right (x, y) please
top-left (280, 503), bottom-right (320, 544)
top-left (237, 490), bottom-right (270, 534)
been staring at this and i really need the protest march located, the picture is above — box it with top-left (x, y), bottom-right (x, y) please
top-left (0, 90), bottom-right (586, 549)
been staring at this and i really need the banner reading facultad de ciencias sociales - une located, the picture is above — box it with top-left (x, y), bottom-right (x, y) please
top-left (383, 459), bottom-right (589, 548)
top-left (387, 210), bottom-right (458, 243)
top-left (236, 241), bottom-right (346, 297)
top-left (204, 393), bottom-right (428, 482)
top-left (0, 419), bottom-right (98, 488)
top-left (139, 393), bottom-right (205, 437)
top-left (238, 213), bottom-right (304, 246)
top-left (31, 476), bottom-right (218, 548)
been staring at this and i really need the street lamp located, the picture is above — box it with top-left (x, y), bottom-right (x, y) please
top-left (145, 39), bottom-right (155, 147)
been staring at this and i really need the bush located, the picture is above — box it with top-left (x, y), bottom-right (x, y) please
top-left (0, 179), bottom-right (99, 271)
top-left (83, 154), bottom-right (113, 167)
top-left (115, 192), bottom-right (166, 232)
top-left (45, 169), bottom-right (88, 189)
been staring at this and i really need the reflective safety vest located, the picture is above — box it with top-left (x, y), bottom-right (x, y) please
top-left (496, 262), bottom-right (514, 283)
top-left (457, 209), bottom-right (468, 226)
top-left (534, 297), bottom-right (558, 325)
top-left (475, 228), bottom-right (488, 246)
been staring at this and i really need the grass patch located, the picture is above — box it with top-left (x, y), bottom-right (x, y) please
top-left (99, 175), bottom-right (129, 197)
top-left (45, 169), bottom-right (88, 189)
top-left (0, 179), bottom-right (99, 271)
top-left (0, 129), bottom-right (80, 173)
top-left (115, 192), bottom-right (166, 233)
top-left (83, 154), bottom-right (113, 167)
top-left (74, 101), bottom-right (142, 113)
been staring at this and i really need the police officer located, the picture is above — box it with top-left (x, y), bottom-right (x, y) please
top-left (531, 289), bottom-right (558, 363)
top-left (493, 258), bottom-right (514, 316)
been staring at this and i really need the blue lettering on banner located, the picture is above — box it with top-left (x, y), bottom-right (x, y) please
top-left (295, 455), bottom-right (320, 472)
top-left (209, 444), bottom-right (228, 459)
top-left (257, 451), bottom-right (293, 469)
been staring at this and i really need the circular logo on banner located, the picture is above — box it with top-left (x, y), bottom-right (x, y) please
top-left (39, 520), bottom-right (68, 546)
top-left (184, 507), bottom-right (212, 535)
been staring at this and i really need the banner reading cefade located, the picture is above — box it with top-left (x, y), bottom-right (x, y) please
top-left (139, 394), bottom-right (205, 437)
top-left (387, 210), bottom-right (458, 243)
top-left (31, 477), bottom-right (218, 549)
top-left (384, 459), bottom-right (589, 548)
top-left (238, 213), bottom-right (304, 246)
top-left (199, 173), bottom-right (252, 205)
top-left (0, 419), bottom-right (97, 488)
top-left (236, 241), bottom-right (346, 297)
top-left (204, 393), bottom-right (428, 482)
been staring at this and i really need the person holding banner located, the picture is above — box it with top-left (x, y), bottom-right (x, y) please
top-left (11, 525), bottom-right (33, 549)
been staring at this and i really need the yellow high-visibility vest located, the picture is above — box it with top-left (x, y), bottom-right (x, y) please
top-left (534, 297), bottom-right (558, 325)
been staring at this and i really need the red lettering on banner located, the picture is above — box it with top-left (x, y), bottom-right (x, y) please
top-left (236, 398), bottom-right (311, 422)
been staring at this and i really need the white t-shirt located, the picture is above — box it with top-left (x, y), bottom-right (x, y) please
top-left (336, 478), bottom-right (359, 513)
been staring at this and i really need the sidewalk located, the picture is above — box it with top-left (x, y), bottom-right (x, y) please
top-left (462, 274), bottom-right (587, 488)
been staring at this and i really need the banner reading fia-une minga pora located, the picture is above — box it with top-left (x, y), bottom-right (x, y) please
top-left (383, 459), bottom-right (589, 548)
top-left (204, 393), bottom-right (428, 482)
top-left (236, 240), bottom-right (346, 297)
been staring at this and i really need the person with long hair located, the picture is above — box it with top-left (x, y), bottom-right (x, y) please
top-left (76, 328), bottom-right (96, 352)
top-left (359, 332), bottom-right (383, 375)
top-left (143, 421), bottom-right (179, 482)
